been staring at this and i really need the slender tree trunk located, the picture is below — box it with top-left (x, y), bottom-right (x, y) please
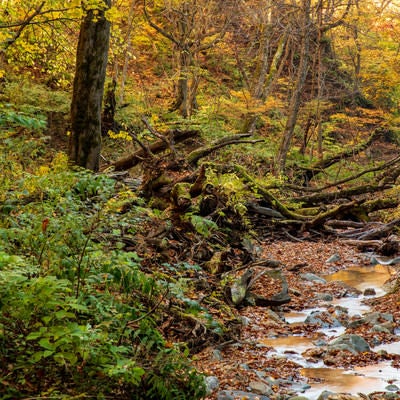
top-left (69, 0), bottom-right (111, 171)
top-left (276, 0), bottom-right (311, 173)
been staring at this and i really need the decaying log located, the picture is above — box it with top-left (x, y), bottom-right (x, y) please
top-left (341, 239), bottom-right (383, 250)
top-left (307, 200), bottom-right (360, 228)
top-left (357, 218), bottom-right (400, 240)
top-left (112, 129), bottom-right (200, 171)
top-left (325, 220), bottom-right (366, 229)
top-left (293, 184), bottom-right (390, 206)
top-left (231, 165), bottom-right (310, 221)
top-left (247, 202), bottom-right (284, 219)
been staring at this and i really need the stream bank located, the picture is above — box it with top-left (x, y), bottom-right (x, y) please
top-left (196, 240), bottom-right (400, 400)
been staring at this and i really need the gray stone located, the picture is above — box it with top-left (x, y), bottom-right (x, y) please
top-left (305, 310), bottom-right (342, 329)
top-left (300, 273), bottom-right (327, 284)
top-left (212, 349), bottom-right (223, 361)
top-left (386, 384), bottom-right (400, 392)
top-left (383, 392), bottom-right (400, 400)
top-left (249, 380), bottom-right (273, 395)
top-left (267, 309), bottom-right (284, 323)
top-left (326, 253), bottom-right (341, 263)
top-left (371, 324), bottom-right (391, 334)
top-left (329, 334), bottom-right (370, 353)
top-left (348, 318), bottom-right (365, 328)
top-left (217, 390), bottom-right (271, 400)
top-left (205, 376), bottom-right (220, 394)
top-left (317, 391), bottom-right (335, 400)
top-left (315, 292), bottom-right (333, 301)
top-left (364, 312), bottom-right (394, 325)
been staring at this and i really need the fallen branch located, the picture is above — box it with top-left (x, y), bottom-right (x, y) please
top-left (187, 134), bottom-right (263, 166)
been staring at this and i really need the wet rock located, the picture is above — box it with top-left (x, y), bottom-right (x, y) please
top-left (363, 287), bottom-right (376, 296)
top-left (315, 292), bottom-right (333, 301)
top-left (386, 384), bottom-right (400, 391)
top-left (317, 391), bottom-right (335, 400)
top-left (333, 305), bottom-right (349, 319)
top-left (267, 309), bottom-right (284, 324)
top-left (300, 273), bottom-right (327, 284)
top-left (217, 390), bottom-right (271, 400)
top-left (371, 324), bottom-right (391, 334)
top-left (289, 382), bottom-right (311, 393)
top-left (305, 310), bottom-right (342, 328)
top-left (364, 311), bottom-right (394, 324)
top-left (371, 256), bottom-right (400, 265)
top-left (314, 338), bottom-right (328, 346)
top-left (326, 253), bottom-right (341, 263)
top-left (318, 393), bottom-right (360, 400)
top-left (347, 318), bottom-right (365, 328)
top-left (248, 380), bottom-right (273, 395)
top-left (288, 396), bottom-right (309, 400)
top-left (328, 334), bottom-right (370, 354)
top-left (212, 349), bottom-right (223, 361)
top-left (349, 312), bottom-right (394, 330)
top-left (205, 376), bottom-right (220, 394)
top-left (383, 392), bottom-right (400, 399)
top-left (302, 346), bottom-right (326, 362)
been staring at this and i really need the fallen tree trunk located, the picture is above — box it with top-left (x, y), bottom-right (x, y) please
top-left (112, 129), bottom-right (200, 171)
top-left (293, 184), bottom-right (391, 206)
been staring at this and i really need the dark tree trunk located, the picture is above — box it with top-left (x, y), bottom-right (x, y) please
top-left (69, 0), bottom-right (111, 171)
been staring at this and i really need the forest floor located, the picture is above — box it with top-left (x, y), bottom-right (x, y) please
top-left (193, 239), bottom-right (400, 400)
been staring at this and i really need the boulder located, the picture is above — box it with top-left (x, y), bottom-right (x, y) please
top-left (217, 390), bottom-right (271, 400)
top-left (328, 334), bottom-right (370, 354)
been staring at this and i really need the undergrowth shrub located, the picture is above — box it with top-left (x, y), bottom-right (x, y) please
top-left (0, 128), bottom-right (206, 399)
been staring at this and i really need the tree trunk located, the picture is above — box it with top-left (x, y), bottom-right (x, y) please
top-left (69, 0), bottom-right (111, 171)
top-left (276, 0), bottom-right (311, 173)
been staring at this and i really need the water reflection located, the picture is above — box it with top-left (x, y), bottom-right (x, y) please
top-left (261, 336), bottom-right (315, 352)
top-left (261, 336), bottom-right (317, 367)
top-left (302, 364), bottom-right (399, 399)
top-left (324, 264), bottom-right (394, 295)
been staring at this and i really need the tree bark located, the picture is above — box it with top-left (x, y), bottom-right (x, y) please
top-left (69, 0), bottom-right (111, 171)
top-left (276, 0), bottom-right (311, 173)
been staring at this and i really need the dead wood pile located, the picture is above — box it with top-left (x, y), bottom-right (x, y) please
top-left (108, 121), bottom-right (400, 319)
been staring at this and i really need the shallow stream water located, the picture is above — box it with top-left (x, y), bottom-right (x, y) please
top-left (262, 263), bottom-right (400, 398)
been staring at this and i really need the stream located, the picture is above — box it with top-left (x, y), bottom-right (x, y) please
top-left (261, 263), bottom-right (400, 399)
